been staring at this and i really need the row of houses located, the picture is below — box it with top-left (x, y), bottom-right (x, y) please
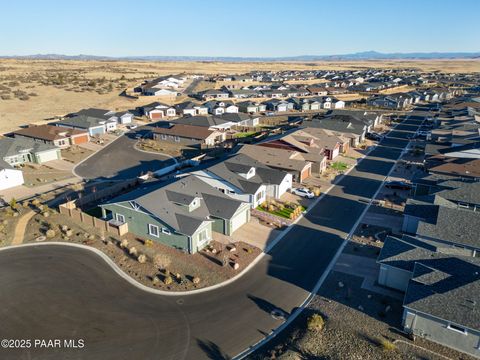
top-left (374, 97), bottom-right (480, 358)
top-left (100, 152), bottom-right (293, 253)
top-left (139, 96), bottom-right (346, 121)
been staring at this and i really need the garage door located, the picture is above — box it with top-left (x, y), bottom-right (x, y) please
top-left (73, 134), bottom-right (89, 144)
top-left (36, 150), bottom-right (59, 163)
top-left (230, 210), bottom-right (248, 234)
top-left (150, 112), bottom-right (163, 119)
top-left (300, 166), bottom-right (311, 182)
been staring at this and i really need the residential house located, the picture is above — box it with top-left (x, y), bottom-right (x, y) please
top-left (0, 159), bottom-right (24, 190)
top-left (151, 124), bottom-right (225, 147)
top-left (100, 175), bottom-right (250, 253)
top-left (140, 102), bottom-right (176, 119)
top-left (191, 153), bottom-right (292, 207)
top-left (175, 101), bottom-right (209, 117)
top-left (238, 144), bottom-right (313, 182)
top-left (175, 113), bottom-right (260, 131)
top-left (12, 124), bottom-right (89, 148)
top-left (0, 137), bottom-right (61, 166)
top-left (263, 99), bottom-right (293, 112)
top-left (76, 108), bottom-right (133, 125)
top-left (197, 89), bottom-right (230, 101)
top-left (204, 101), bottom-right (239, 115)
top-left (237, 101), bottom-right (266, 114)
top-left (377, 235), bottom-right (480, 358)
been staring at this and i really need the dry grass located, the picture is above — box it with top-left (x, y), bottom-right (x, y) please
top-left (0, 58), bottom-right (477, 134)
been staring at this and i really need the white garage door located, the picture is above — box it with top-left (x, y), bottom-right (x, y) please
top-left (37, 150), bottom-right (59, 163)
top-left (230, 210), bottom-right (248, 234)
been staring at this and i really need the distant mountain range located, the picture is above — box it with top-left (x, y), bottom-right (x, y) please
top-left (1, 51), bottom-right (479, 62)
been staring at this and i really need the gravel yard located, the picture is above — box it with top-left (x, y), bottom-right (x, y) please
top-left (22, 210), bottom-right (262, 292)
top-left (250, 271), bottom-right (476, 360)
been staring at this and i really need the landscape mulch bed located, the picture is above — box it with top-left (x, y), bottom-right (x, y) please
top-left (23, 211), bottom-right (261, 292)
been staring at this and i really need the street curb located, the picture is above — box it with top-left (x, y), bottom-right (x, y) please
top-left (133, 141), bottom-right (179, 164)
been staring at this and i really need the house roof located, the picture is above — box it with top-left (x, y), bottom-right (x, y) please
top-left (404, 257), bottom-right (480, 331)
top-left (427, 156), bottom-right (480, 178)
top-left (201, 153), bottom-right (288, 195)
top-left (174, 113), bottom-right (252, 128)
top-left (433, 180), bottom-right (480, 206)
top-left (416, 205), bottom-right (480, 250)
top-left (238, 144), bottom-right (312, 172)
top-left (102, 175), bottom-right (246, 236)
top-left (151, 124), bottom-right (214, 140)
top-left (0, 137), bottom-right (57, 159)
top-left (55, 115), bottom-right (115, 129)
top-left (13, 124), bottom-right (87, 142)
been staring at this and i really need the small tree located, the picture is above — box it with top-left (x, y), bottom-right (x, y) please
top-left (9, 198), bottom-right (17, 210)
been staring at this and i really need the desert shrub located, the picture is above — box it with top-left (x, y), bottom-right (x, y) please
top-left (129, 247), bottom-right (138, 256)
top-left (120, 239), bottom-right (129, 248)
top-left (0, 94), bottom-right (10, 100)
top-left (153, 253), bottom-right (171, 269)
top-left (164, 275), bottom-right (173, 285)
top-left (46, 229), bottom-right (56, 238)
top-left (378, 338), bottom-right (396, 351)
top-left (192, 276), bottom-right (200, 284)
top-left (144, 239), bottom-right (154, 247)
top-left (9, 198), bottom-right (17, 210)
top-left (137, 254), bottom-right (147, 263)
top-left (307, 313), bottom-right (325, 332)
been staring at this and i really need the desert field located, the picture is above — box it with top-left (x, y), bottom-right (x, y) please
top-left (0, 59), bottom-right (478, 134)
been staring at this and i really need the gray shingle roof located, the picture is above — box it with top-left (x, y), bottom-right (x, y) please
top-left (404, 257), bottom-right (480, 331)
top-left (0, 137), bottom-right (57, 159)
top-left (102, 175), bottom-right (246, 236)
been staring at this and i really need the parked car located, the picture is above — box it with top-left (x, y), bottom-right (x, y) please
top-left (128, 124), bottom-right (138, 129)
top-left (385, 181), bottom-right (412, 190)
top-left (291, 187), bottom-right (315, 199)
top-left (366, 132), bottom-right (384, 141)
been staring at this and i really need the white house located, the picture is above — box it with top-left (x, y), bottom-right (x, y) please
top-left (0, 160), bottom-right (24, 190)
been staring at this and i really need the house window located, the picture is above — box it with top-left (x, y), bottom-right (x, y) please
top-left (161, 134), bottom-right (167, 140)
top-left (116, 213), bottom-right (126, 223)
top-left (255, 190), bottom-right (264, 202)
top-left (447, 324), bottom-right (467, 335)
top-left (162, 228), bottom-right (171, 235)
top-left (197, 228), bottom-right (209, 246)
top-left (148, 224), bottom-right (160, 237)
top-left (175, 136), bottom-right (180, 142)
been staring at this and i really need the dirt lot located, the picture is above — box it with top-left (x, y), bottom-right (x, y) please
top-left (0, 205), bottom-right (25, 246)
top-left (21, 163), bottom-right (73, 187)
top-left (60, 146), bottom-right (94, 164)
top-left (0, 59), bottom-right (477, 133)
top-left (23, 210), bottom-right (261, 292)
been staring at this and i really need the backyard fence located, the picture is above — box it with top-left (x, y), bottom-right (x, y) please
top-left (58, 201), bottom-right (128, 236)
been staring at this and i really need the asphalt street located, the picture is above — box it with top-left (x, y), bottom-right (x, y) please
top-left (74, 131), bottom-right (176, 180)
top-left (0, 115), bottom-right (424, 360)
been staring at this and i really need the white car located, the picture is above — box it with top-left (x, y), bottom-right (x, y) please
top-left (128, 124), bottom-right (138, 129)
top-left (291, 187), bottom-right (315, 199)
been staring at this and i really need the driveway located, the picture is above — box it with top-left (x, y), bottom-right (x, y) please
top-left (74, 130), bottom-right (177, 180)
top-left (0, 115), bottom-right (424, 359)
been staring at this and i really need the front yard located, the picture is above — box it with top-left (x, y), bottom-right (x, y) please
top-left (257, 200), bottom-right (306, 220)
top-left (329, 161), bottom-right (349, 172)
top-left (21, 163), bottom-right (73, 187)
top-left (61, 145), bottom-right (94, 164)
top-left (23, 209), bottom-right (262, 292)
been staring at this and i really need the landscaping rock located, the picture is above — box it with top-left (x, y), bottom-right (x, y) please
top-left (192, 276), bottom-right (200, 284)
top-left (232, 262), bottom-right (240, 270)
top-left (137, 254), bottom-right (147, 263)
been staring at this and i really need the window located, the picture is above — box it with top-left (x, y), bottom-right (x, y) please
top-left (197, 229), bottom-right (209, 245)
top-left (447, 324), bottom-right (467, 335)
top-left (162, 228), bottom-right (171, 235)
top-left (174, 136), bottom-right (180, 142)
top-left (148, 224), bottom-right (159, 237)
top-left (255, 190), bottom-right (264, 202)
top-left (161, 134), bottom-right (167, 140)
top-left (115, 213), bottom-right (126, 223)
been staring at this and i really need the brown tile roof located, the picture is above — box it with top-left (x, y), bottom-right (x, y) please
top-left (427, 156), bottom-right (480, 179)
top-left (13, 124), bottom-right (87, 141)
top-left (151, 124), bottom-right (214, 140)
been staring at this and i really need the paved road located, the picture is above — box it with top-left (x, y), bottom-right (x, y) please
top-left (74, 131), bottom-right (176, 180)
top-left (0, 116), bottom-right (424, 360)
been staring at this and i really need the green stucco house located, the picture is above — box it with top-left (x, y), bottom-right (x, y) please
top-left (100, 175), bottom-right (250, 253)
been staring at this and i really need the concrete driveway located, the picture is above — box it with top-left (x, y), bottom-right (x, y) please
top-left (74, 131), bottom-right (176, 180)
top-left (45, 159), bottom-right (75, 172)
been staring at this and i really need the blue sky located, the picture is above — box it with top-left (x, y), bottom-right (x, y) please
top-left (1, 0), bottom-right (479, 57)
